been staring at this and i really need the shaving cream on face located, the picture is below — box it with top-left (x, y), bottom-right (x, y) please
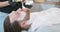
top-left (26, 20), bottom-right (32, 25)
top-left (17, 11), bottom-right (26, 21)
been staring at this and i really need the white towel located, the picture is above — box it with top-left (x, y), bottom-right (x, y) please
top-left (17, 11), bottom-right (26, 21)
top-left (27, 8), bottom-right (60, 32)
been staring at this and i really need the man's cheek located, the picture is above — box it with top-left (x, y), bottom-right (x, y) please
top-left (17, 11), bottom-right (26, 21)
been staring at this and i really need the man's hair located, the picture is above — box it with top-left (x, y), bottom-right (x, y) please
top-left (4, 16), bottom-right (22, 32)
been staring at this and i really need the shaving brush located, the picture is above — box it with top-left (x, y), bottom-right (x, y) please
top-left (23, 0), bottom-right (33, 9)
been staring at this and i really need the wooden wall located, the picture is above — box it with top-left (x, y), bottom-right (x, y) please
top-left (34, 0), bottom-right (60, 5)
top-left (34, 0), bottom-right (46, 3)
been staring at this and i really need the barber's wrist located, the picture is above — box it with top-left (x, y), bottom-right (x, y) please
top-left (5, 1), bottom-right (10, 5)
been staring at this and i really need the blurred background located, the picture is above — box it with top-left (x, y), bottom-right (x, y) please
top-left (30, 0), bottom-right (60, 12)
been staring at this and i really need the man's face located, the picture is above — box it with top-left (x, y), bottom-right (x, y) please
top-left (9, 8), bottom-right (31, 30)
top-left (16, 8), bottom-right (31, 30)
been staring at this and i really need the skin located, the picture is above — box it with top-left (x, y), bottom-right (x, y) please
top-left (0, 0), bottom-right (25, 7)
top-left (9, 8), bottom-right (31, 29)
top-left (0, 1), bottom-right (10, 7)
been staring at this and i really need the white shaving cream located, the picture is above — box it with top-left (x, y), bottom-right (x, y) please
top-left (17, 11), bottom-right (26, 21)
